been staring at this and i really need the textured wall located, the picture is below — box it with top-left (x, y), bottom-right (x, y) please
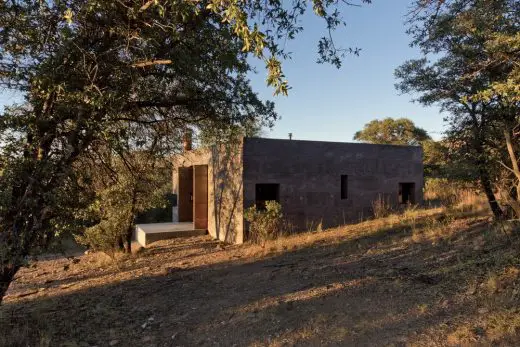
top-left (242, 138), bottom-right (423, 232)
top-left (172, 141), bottom-right (244, 244)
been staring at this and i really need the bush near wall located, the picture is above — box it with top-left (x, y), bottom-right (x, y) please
top-left (244, 201), bottom-right (284, 245)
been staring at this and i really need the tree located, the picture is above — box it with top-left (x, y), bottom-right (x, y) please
top-left (422, 139), bottom-right (479, 181)
top-left (397, 0), bottom-right (519, 219)
top-left (74, 120), bottom-right (175, 255)
top-left (353, 118), bottom-right (431, 145)
top-left (76, 150), bottom-right (170, 256)
top-left (0, 0), bottom-right (372, 302)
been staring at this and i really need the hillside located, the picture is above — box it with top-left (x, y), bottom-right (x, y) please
top-left (2, 204), bottom-right (520, 346)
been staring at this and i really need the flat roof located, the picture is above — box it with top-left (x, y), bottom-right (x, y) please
top-left (244, 136), bottom-right (422, 149)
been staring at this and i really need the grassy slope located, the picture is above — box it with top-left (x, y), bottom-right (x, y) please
top-left (2, 202), bottom-right (520, 346)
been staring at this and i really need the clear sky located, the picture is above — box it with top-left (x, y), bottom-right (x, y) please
top-left (0, 0), bottom-right (446, 141)
top-left (248, 0), bottom-right (446, 141)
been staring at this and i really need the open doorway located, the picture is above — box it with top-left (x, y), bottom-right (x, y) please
top-left (177, 165), bottom-right (208, 230)
top-left (399, 182), bottom-right (416, 204)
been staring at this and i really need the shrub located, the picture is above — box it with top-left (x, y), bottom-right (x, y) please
top-left (424, 178), bottom-right (478, 207)
top-left (244, 201), bottom-right (284, 245)
top-left (75, 203), bottom-right (132, 258)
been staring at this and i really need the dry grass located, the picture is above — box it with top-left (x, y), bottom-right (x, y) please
top-left (2, 197), bottom-right (520, 346)
top-left (371, 193), bottom-right (393, 218)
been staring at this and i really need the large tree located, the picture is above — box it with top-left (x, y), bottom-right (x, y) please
top-left (0, 0), bottom-right (371, 302)
top-left (353, 117), bottom-right (431, 145)
top-left (397, 0), bottom-right (520, 218)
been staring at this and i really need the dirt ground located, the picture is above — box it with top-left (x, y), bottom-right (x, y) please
top-left (2, 207), bottom-right (520, 346)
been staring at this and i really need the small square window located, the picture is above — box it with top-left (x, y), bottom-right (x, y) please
top-left (341, 175), bottom-right (348, 200)
top-left (255, 184), bottom-right (280, 210)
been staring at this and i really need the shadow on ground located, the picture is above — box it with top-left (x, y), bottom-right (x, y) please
top-left (1, 213), bottom-right (519, 347)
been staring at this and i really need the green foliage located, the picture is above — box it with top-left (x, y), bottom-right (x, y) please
top-left (422, 139), bottom-right (479, 181)
top-left (75, 149), bottom-right (170, 254)
top-left (425, 178), bottom-right (473, 207)
top-left (397, 0), bottom-right (520, 219)
top-left (76, 197), bottom-right (131, 258)
top-left (353, 118), bottom-right (431, 146)
top-left (244, 201), bottom-right (284, 245)
top-left (198, 117), bottom-right (265, 148)
top-left (0, 0), bottom-right (288, 300)
top-left (200, 0), bottom-right (372, 95)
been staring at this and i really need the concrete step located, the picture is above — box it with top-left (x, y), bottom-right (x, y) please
top-left (135, 222), bottom-right (206, 247)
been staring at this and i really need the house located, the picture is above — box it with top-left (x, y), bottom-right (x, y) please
top-left (169, 137), bottom-right (423, 244)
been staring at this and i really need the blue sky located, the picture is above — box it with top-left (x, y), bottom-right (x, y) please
top-left (0, 0), bottom-right (446, 141)
top-left (248, 0), bottom-right (446, 141)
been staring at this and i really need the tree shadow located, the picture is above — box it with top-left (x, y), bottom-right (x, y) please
top-left (1, 218), bottom-right (518, 346)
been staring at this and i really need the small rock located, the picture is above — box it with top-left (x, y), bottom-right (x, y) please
top-left (215, 244), bottom-right (224, 251)
top-left (63, 264), bottom-right (70, 271)
top-left (109, 340), bottom-right (119, 346)
top-left (141, 322), bottom-right (147, 329)
top-left (72, 258), bottom-right (80, 264)
top-left (147, 317), bottom-right (155, 322)
top-left (478, 307), bottom-right (489, 314)
top-left (84, 250), bottom-right (90, 255)
top-left (171, 333), bottom-right (178, 340)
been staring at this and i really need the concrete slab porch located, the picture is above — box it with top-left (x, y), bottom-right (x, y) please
top-left (135, 222), bottom-right (206, 247)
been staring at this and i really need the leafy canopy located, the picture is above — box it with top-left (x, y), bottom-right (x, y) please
top-left (0, 0), bottom-right (373, 301)
top-left (353, 118), bottom-right (431, 145)
top-left (399, 0), bottom-right (520, 218)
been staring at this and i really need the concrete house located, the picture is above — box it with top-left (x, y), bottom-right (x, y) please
top-left (168, 137), bottom-right (423, 244)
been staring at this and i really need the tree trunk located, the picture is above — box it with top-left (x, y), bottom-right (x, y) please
top-left (478, 163), bottom-right (503, 219)
top-left (0, 265), bottom-right (20, 304)
top-left (504, 130), bottom-right (520, 218)
top-left (117, 236), bottom-right (125, 251)
top-left (125, 189), bottom-right (138, 253)
top-left (125, 223), bottom-right (134, 253)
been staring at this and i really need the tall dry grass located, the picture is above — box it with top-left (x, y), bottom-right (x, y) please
top-left (371, 194), bottom-right (393, 219)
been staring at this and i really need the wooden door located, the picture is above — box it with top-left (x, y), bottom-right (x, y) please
top-left (178, 166), bottom-right (193, 222)
top-left (193, 165), bottom-right (208, 230)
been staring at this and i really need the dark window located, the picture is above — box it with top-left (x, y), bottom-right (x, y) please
top-left (341, 175), bottom-right (348, 200)
top-left (255, 184), bottom-right (279, 210)
top-left (399, 183), bottom-right (416, 204)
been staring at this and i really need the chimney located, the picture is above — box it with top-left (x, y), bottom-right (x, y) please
top-left (183, 128), bottom-right (193, 152)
